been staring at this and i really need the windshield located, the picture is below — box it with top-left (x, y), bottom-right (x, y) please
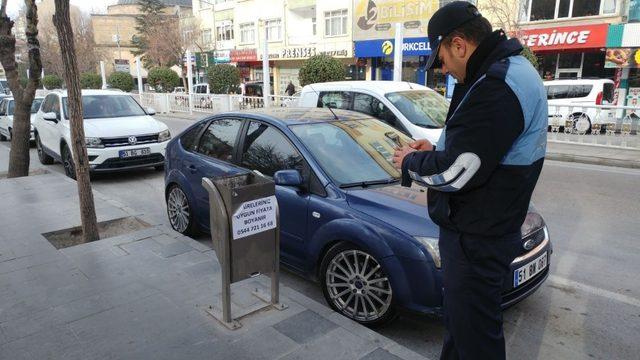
top-left (385, 90), bottom-right (448, 128)
top-left (290, 119), bottom-right (413, 186)
top-left (30, 99), bottom-right (43, 114)
top-left (62, 95), bottom-right (146, 119)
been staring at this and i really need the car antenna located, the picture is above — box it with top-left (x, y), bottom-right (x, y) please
top-left (406, 81), bottom-right (414, 89)
top-left (309, 84), bottom-right (339, 121)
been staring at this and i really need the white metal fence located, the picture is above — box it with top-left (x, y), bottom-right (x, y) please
top-left (134, 92), bottom-right (300, 114)
top-left (547, 103), bottom-right (640, 150)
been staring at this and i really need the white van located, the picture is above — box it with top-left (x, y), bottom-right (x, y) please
top-left (544, 79), bottom-right (615, 132)
top-left (298, 81), bottom-right (447, 143)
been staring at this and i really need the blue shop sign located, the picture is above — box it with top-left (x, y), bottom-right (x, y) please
top-left (355, 37), bottom-right (432, 58)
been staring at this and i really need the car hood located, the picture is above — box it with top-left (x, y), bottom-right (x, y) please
top-left (345, 184), bottom-right (438, 237)
top-left (409, 127), bottom-right (442, 144)
top-left (82, 116), bottom-right (165, 138)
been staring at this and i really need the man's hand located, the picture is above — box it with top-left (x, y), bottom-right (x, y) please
top-left (409, 139), bottom-right (434, 151)
top-left (392, 145), bottom-right (417, 169)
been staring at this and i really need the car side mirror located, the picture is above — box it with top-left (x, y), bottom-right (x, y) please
top-left (146, 107), bottom-right (156, 116)
top-left (274, 169), bottom-right (303, 187)
top-left (43, 112), bottom-right (58, 122)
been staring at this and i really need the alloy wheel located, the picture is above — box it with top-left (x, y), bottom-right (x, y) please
top-left (325, 249), bottom-right (393, 323)
top-left (167, 186), bottom-right (190, 233)
top-left (62, 145), bottom-right (75, 179)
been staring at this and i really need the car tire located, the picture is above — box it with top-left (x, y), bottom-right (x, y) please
top-left (166, 184), bottom-right (198, 236)
top-left (61, 143), bottom-right (76, 180)
top-left (154, 165), bottom-right (165, 171)
top-left (319, 241), bottom-right (397, 327)
top-left (0, 132), bottom-right (6, 141)
top-left (36, 134), bottom-right (54, 165)
top-left (7, 128), bottom-right (12, 141)
top-left (569, 113), bottom-right (592, 133)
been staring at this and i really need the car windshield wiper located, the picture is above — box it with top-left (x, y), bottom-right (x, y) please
top-left (339, 178), bottom-right (399, 189)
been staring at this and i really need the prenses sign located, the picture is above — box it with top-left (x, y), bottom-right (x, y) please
top-left (519, 24), bottom-right (608, 51)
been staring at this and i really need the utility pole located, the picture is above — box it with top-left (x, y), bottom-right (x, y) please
top-left (261, 19), bottom-right (270, 108)
top-left (393, 23), bottom-right (403, 82)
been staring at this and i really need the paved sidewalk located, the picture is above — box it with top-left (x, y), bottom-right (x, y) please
top-left (0, 172), bottom-right (427, 360)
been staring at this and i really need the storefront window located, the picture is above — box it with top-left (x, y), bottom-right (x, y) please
top-left (427, 69), bottom-right (447, 96)
top-left (581, 52), bottom-right (606, 78)
top-left (538, 53), bottom-right (558, 80)
top-left (558, 53), bottom-right (582, 69)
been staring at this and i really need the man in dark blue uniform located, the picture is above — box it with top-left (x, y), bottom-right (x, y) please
top-left (392, 2), bottom-right (548, 359)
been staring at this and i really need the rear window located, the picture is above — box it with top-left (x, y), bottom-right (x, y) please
top-left (545, 84), bottom-right (593, 99)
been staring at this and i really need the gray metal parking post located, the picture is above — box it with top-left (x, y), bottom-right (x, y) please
top-left (202, 171), bottom-right (287, 330)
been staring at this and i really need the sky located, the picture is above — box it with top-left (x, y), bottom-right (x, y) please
top-left (6, 0), bottom-right (117, 17)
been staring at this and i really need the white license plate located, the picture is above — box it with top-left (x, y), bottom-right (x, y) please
top-left (513, 252), bottom-right (548, 287)
top-left (119, 148), bottom-right (151, 158)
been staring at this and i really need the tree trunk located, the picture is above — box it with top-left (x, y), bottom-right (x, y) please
top-left (53, 0), bottom-right (99, 242)
top-left (0, 0), bottom-right (42, 178)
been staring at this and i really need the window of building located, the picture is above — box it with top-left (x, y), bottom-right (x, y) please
top-left (523, 0), bottom-right (617, 21)
top-left (216, 21), bottom-right (234, 41)
top-left (241, 122), bottom-right (304, 178)
top-left (324, 9), bottom-right (348, 37)
top-left (240, 22), bottom-right (255, 44)
top-left (265, 19), bottom-right (282, 41)
top-left (202, 29), bottom-right (212, 44)
top-left (197, 119), bottom-right (242, 161)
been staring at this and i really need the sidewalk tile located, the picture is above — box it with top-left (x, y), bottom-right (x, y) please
top-left (273, 309), bottom-right (338, 344)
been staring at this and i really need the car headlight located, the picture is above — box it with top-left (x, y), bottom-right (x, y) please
top-left (521, 212), bottom-right (544, 238)
top-left (158, 129), bottom-right (171, 142)
top-left (415, 236), bottom-right (441, 268)
top-left (85, 137), bottom-right (104, 148)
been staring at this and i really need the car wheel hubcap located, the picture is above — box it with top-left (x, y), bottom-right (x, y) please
top-left (167, 187), bottom-right (190, 233)
top-left (326, 250), bottom-right (392, 322)
top-left (63, 149), bottom-right (74, 176)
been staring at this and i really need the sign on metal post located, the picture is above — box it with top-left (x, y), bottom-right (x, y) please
top-left (202, 172), bottom-right (287, 330)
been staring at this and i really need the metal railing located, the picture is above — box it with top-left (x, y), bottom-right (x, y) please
top-left (547, 103), bottom-right (640, 150)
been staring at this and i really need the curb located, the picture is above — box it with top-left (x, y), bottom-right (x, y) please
top-left (155, 112), bottom-right (208, 121)
top-left (546, 152), bottom-right (640, 169)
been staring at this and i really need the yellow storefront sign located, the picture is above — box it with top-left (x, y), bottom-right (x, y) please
top-left (354, 0), bottom-right (439, 41)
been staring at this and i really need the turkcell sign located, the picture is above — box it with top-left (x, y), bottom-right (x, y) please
top-left (354, 37), bottom-right (432, 57)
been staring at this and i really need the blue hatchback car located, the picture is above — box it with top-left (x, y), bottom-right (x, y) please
top-left (164, 107), bottom-right (552, 326)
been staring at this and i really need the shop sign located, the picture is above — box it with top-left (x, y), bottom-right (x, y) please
top-left (519, 24), bottom-right (608, 51)
top-left (605, 48), bottom-right (640, 68)
top-left (214, 50), bottom-right (231, 63)
top-left (354, 0), bottom-right (438, 41)
top-left (259, 46), bottom-right (351, 60)
top-left (114, 59), bottom-right (130, 73)
top-left (354, 37), bottom-right (431, 57)
top-left (230, 49), bottom-right (257, 62)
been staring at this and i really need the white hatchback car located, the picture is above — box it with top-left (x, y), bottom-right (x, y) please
top-left (33, 90), bottom-right (170, 178)
top-left (544, 79), bottom-right (615, 132)
top-left (0, 97), bottom-right (44, 142)
top-left (298, 81), bottom-right (448, 143)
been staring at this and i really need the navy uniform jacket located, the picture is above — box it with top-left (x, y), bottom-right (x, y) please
top-left (401, 31), bottom-right (547, 237)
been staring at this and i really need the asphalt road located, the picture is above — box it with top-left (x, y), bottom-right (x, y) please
top-left (2, 114), bottom-right (638, 359)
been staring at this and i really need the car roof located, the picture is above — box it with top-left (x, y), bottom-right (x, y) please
top-left (1, 96), bottom-right (44, 102)
top-left (543, 79), bottom-right (614, 85)
top-left (223, 107), bottom-right (373, 125)
top-left (50, 89), bottom-right (128, 97)
top-left (301, 81), bottom-right (431, 94)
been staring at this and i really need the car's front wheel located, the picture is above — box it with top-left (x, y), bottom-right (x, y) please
top-left (36, 134), bottom-right (54, 165)
top-left (61, 143), bottom-right (76, 179)
top-left (166, 184), bottom-right (197, 236)
top-left (320, 242), bottom-right (396, 327)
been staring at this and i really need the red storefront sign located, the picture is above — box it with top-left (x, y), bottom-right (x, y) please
top-left (519, 24), bottom-right (608, 51)
top-left (230, 49), bottom-right (257, 62)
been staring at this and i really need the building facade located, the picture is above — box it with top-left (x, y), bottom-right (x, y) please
top-left (91, 0), bottom-right (193, 78)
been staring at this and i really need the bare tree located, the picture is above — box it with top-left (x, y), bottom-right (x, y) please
top-left (53, 0), bottom-right (99, 242)
top-left (477, 0), bottom-right (521, 34)
top-left (0, 0), bottom-right (42, 178)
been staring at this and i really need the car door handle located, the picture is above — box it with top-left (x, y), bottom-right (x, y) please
top-left (187, 164), bottom-right (197, 174)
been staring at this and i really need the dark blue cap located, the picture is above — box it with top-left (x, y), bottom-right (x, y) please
top-left (426, 1), bottom-right (482, 70)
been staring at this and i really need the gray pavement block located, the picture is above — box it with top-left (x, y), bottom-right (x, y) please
top-left (273, 309), bottom-right (339, 344)
top-left (225, 326), bottom-right (299, 360)
top-left (326, 311), bottom-right (394, 349)
top-left (0, 324), bottom-right (88, 360)
top-left (380, 343), bottom-right (431, 360)
top-left (359, 348), bottom-right (404, 360)
top-left (278, 327), bottom-right (372, 360)
top-left (118, 237), bottom-right (162, 254)
top-left (69, 294), bottom-right (201, 358)
top-left (152, 241), bottom-right (195, 258)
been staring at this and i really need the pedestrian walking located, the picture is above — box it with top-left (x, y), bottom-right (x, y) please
top-left (285, 81), bottom-right (296, 96)
top-left (392, 2), bottom-right (548, 359)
